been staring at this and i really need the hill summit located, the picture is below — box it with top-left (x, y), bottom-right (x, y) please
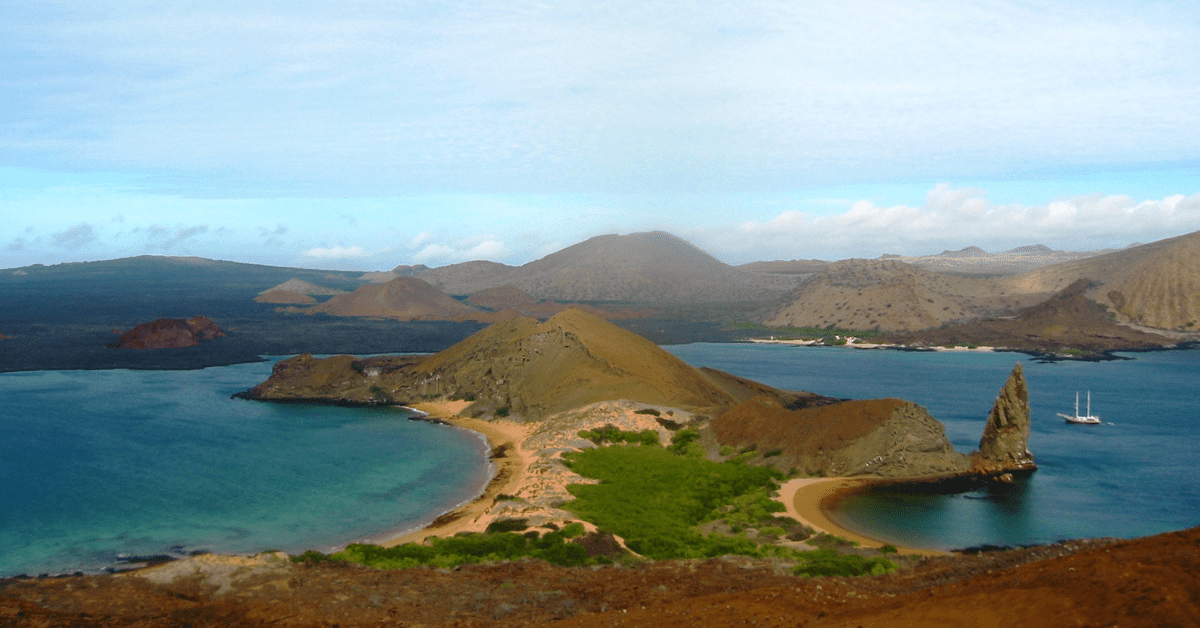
top-left (239, 308), bottom-right (743, 418)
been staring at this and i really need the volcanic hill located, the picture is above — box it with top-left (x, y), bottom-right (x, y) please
top-left (765, 259), bottom-right (1040, 332)
top-left (416, 231), bottom-right (801, 302)
top-left (1003, 228), bottom-right (1200, 330)
top-left (306, 277), bottom-right (482, 320)
top-left (109, 316), bottom-right (227, 350)
top-left (883, 279), bottom-right (1175, 354)
top-left (239, 309), bottom-right (1035, 480)
top-left (239, 308), bottom-right (750, 418)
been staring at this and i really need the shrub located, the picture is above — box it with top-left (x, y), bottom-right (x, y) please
top-left (563, 444), bottom-right (791, 560)
top-left (879, 544), bottom-right (898, 554)
top-left (495, 406), bottom-right (510, 417)
top-left (486, 518), bottom-right (530, 533)
top-left (792, 550), bottom-right (897, 577)
top-left (579, 424), bottom-right (660, 447)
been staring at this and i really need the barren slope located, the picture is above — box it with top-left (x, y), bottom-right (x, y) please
top-left (1003, 229), bottom-right (1200, 330)
top-left (766, 259), bottom-right (1039, 332)
top-left (306, 277), bottom-right (480, 319)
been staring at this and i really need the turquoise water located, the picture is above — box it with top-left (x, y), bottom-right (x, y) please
top-left (4, 345), bottom-right (1196, 575)
top-left (665, 344), bottom-right (1200, 550)
top-left (0, 361), bottom-right (490, 577)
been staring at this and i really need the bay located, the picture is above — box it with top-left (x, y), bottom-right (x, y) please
top-left (0, 360), bottom-right (490, 577)
top-left (665, 343), bottom-right (1200, 550)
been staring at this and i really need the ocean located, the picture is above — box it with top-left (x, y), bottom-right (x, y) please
top-left (0, 360), bottom-right (490, 577)
top-left (3, 345), bottom-right (1197, 576)
top-left (665, 343), bottom-right (1200, 550)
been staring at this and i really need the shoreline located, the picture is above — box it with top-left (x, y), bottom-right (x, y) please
top-left (777, 477), bottom-right (948, 557)
top-left (378, 401), bottom-right (537, 547)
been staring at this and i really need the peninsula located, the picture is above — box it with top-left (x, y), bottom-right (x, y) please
top-left (236, 308), bottom-right (1036, 551)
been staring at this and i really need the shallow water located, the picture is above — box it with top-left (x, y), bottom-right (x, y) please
top-left (665, 344), bottom-right (1200, 549)
top-left (0, 361), bottom-right (490, 577)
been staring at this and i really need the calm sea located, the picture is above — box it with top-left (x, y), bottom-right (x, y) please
top-left (3, 346), bottom-right (1197, 576)
top-left (665, 343), bottom-right (1200, 550)
top-left (0, 360), bottom-right (490, 577)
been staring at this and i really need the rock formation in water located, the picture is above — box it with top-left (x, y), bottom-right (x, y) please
top-left (711, 364), bottom-right (1037, 479)
top-left (109, 316), bottom-right (227, 350)
top-left (970, 363), bottom-right (1035, 476)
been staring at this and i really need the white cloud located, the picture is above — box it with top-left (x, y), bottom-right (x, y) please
top-left (303, 245), bottom-right (368, 259)
top-left (3, 2), bottom-right (1199, 197)
top-left (698, 185), bottom-right (1200, 263)
top-left (412, 237), bottom-right (509, 264)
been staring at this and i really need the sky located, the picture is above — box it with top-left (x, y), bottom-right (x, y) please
top-left (3, 0), bottom-right (1200, 271)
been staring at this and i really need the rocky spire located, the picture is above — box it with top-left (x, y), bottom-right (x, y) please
top-left (974, 363), bottom-right (1036, 472)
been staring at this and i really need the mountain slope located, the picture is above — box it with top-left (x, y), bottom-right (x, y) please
top-left (765, 259), bottom-right (1037, 332)
top-left (306, 277), bottom-right (479, 319)
top-left (416, 232), bottom-right (800, 303)
top-left (240, 308), bottom-right (745, 418)
top-left (882, 279), bottom-right (1173, 352)
top-left (1004, 229), bottom-right (1200, 330)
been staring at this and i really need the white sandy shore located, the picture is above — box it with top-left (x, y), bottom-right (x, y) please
top-left (747, 337), bottom-right (997, 352)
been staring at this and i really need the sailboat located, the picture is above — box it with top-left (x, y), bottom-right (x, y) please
top-left (1059, 391), bottom-right (1101, 424)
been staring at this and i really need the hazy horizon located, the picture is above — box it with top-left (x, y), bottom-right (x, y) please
top-left (4, 2), bottom-right (1199, 271)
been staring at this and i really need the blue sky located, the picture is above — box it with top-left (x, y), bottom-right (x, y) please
top-left (3, 1), bottom-right (1199, 270)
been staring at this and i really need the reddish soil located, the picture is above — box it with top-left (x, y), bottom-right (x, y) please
top-left (3, 527), bottom-right (1196, 627)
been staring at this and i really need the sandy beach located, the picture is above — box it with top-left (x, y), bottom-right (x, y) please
top-left (380, 401), bottom-right (538, 546)
top-left (777, 477), bottom-right (947, 556)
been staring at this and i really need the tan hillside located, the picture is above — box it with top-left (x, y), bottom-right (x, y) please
top-left (1003, 229), bottom-right (1200, 330)
top-left (714, 397), bottom-right (969, 477)
top-left (240, 308), bottom-right (746, 419)
top-left (418, 260), bottom-right (517, 295)
top-left (258, 278), bottom-right (346, 296)
top-left (306, 277), bottom-right (479, 320)
top-left (254, 289), bottom-right (316, 304)
top-left (414, 232), bottom-right (799, 303)
top-left (766, 259), bottom-right (1039, 332)
top-left (884, 279), bottom-right (1174, 353)
top-left (509, 231), bottom-right (795, 302)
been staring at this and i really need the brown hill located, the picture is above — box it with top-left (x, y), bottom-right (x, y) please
top-left (711, 365), bottom-right (1034, 479)
top-left (1004, 229), bottom-right (1200, 330)
top-left (884, 279), bottom-right (1174, 354)
top-left (305, 277), bottom-right (479, 320)
top-left (713, 397), bottom-right (969, 477)
top-left (414, 232), bottom-right (800, 303)
top-left (417, 260), bottom-right (517, 295)
top-left (766, 259), bottom-right (1038, 332)
top-left (239, 308), bottom-right (749, 419)
top-left (255, 289), bottom-right (316, 304)
top-left (109, 316), bottom-right (227, 349)
top-left (258, 278), bottom-right (346, 296)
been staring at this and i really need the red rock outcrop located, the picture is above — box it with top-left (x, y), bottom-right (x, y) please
top-left (109, 316), bottom-right (227, 350)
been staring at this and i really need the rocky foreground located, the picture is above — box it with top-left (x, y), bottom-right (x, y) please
top-left (2, 526), bottom-right (1196, 627)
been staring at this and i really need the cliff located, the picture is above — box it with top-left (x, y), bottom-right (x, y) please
top-left (109, 316), bottom-right (227, 350)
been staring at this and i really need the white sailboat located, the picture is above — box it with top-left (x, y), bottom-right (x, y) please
top-left (1059, 391), bottom-right (1101, 424)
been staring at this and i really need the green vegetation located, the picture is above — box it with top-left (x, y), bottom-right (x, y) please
top-left (495, 406), bottom-right (510, 417)
top-left (667, 427), bottom-right (705, 457)
top-left (792, 550), bottom-right (897, 577)
top-left (297, 529), bottom-right (597, 569)
top-left (634, 408), bottom-right (661, 416)
top-left (562, 444), bottom-right (794, 560)
top-left (880, 544), bottom-right (898, 554)
top-left (579, 424), bottom-right (660, 446)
